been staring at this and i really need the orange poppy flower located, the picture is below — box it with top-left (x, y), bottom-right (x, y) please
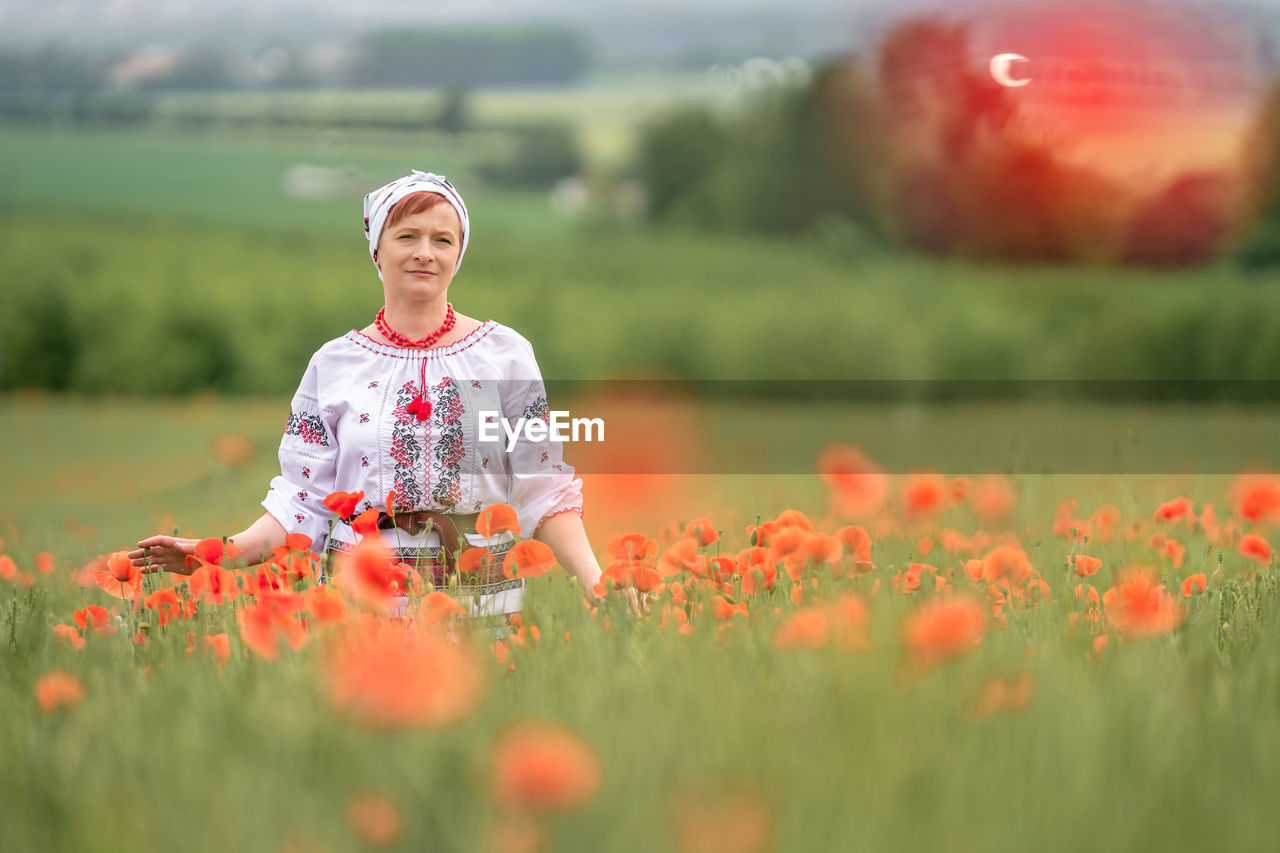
top-left (817, 443), bottom-right (890, 518)
top-left (238, 592), bottom-right (307, 660)
top-left (684, 517), bottom-right (719, 547)
top-left (601, 559), bottom-right (663, 593)
top-left (332, 540), bottom-right (410, 605)
top-left (52, 624), bottom-right (84, 650)
top-left (351, 508), bottom-right (381, 537)
top-left (658, 537), bottom-right (708, 578)
top-left (1072, 555), bottom-right (1102, 577)
top-left (325, 617), bottom-right (484, 729)
top-left (1182, 573), bottom-right (1207, 597)
top-left (144, 588), bottom-right (186, 626)
top-left (0, 554), bottom-right (16, 582)
top-left (773, 608), bottom-right (830, 650)
top-left (901, 597), bottom-right (984, 671)
top-left (1102, 568), bottom-right (1183, 638)
top-left (1231, 474), bottom-right (1280, 524)
top-left (836, 526), bottom-right (874, 572)
top-left (801, 532), bottom-right (843, 566)
top-left (35, 670), bottom-right (85, 714)
top-left (346, 793), bottom-right (401, 848)
top-left (710, 595), bottom-right (747, 621)
top-left (969, 475), bottom-right (1017, 523)
top-left (385, 489), bottom-right (398, 516)
top-left (187, 563), bottom-right (242, 606)
top-left (503, 539), bottom-right (557, 579)
top-left (1165, 539), bottom-right (1186, 569)
top-left (491, 721), bottom-right (602, 816)
top-left (1154, 497), bottom-right (1194, 524)
top-left (304, 585), bottom-right (348, 624)
top-left (35, 551), bottom-right (55, 576)
top-left (477, 503), bottom-right (522, 538)
top-left (73, 605), bottom-right (117, 637)
top-left (417, 590), bottom-right (467, 625)
top-left (980, 545), bottom-right (1033, 586)
top-left (670, 787), bottom-right (774, 853)
top-left (736, 548), bottom-right (777, 595)
top-left (772, 509), bottom-right (813, 532)
top-left (903, 472), bottom-right (948, 521)
top-left (204, 633), bottom-right (231, 666)
top-left (1239, 534), bottom-right (1273, 565)
top-left (452, 547), bottom-right (490, 575)
top-left (323, 490), bottom-right (366, 520)
top-left (94, 551), bottom-right (142, 601)
top-left (972, 672), bottom-right (1035, 719)
top-left (185, 537), bottom-right (244, 569)
top-left (606, 534), bottom-right (658, 562)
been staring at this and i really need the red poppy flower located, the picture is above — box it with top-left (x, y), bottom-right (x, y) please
top-left (35, 670), bottom-right (85, 714)
top-left (836, 526), bottom-right (874, 572)
top-left (52, 624), bottom-right (84, 650)
top-left (35, 551), bottom-right (55, 576)
top-left (1102, 568), bottom-right (1182, 638)
top-left (204, 633), bottom-right (231, 666)
top-left (503, 540), bottom-right (557, 579)
top-left (351, 508), bottom-right (381, 537)
top-left (187, 563), bottom-right (242, 606)
top-left (94, 551), bottom-right (142, 601)
top-left (304, 585), bottom-right (348, 624)
top-left (332, 540), bottom-right (411, 605)
top-left (1154, 497), bottom-right (1194, 524)
top-left (477, 503), bottom-right (522, 538)
top-left (736, 548), bottom-right (777, 595)
top-left (817, 444), bottom-right (890, 518)
top-left (683, 517), bottom-right (719, 547)
top-left (1231, 474), bottom-right (1280, 524)
top-left (606, 534), bottom-right (658, 562)
top-left (670, 787), bottom-right (774, 853)
top-left (1182, 573), bottom-right (1207, 597)
top-left (457, 547), bottom-right (495, 574)
top-left (1072, 555), bottom-right (1102, 577)
top-left (710, 595), bottom-right (747, 621)
top-left (981, 545), bottom-right (1033, 586)
top-left (658, 537), bottom-right (709, 578)
top-left (347, 794), bottom-right (401, 848)
top-left (325, 617), bottom-right (485, 729)
top-left (417, 591), bottom-right (467, 625)
top-left (144, 588), bottom-right (186, 626)
top-left (903, 472), bottom-right (948, 521)
top-left (901, 596), bottom-right (984, 671)
top-left (601, 559), bottom-right (663, 593)
top-left (1239, 534), bottom-right (1273, 565)
top-left (491, 721), bottom-right (602, 816)
top-left (323, 490), bottom-right (365, 520)
top-left (73, 605), bottom-right (117, 637)
top-left (238, 592), bottom-right (307, 659)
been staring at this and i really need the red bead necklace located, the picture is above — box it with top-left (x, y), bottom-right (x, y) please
top-left (375, 304), bottom-right (456, 348)
top-left (374, 304), bottom-right (457, 423)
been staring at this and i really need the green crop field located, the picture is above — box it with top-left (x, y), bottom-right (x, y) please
top-left (2, 396), bottom-right (1279, 852)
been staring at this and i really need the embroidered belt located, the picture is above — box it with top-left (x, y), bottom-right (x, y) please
top-left (340, 510), bottom-right (509, 587)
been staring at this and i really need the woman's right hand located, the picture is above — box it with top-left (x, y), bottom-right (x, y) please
top-left (128, 536), bottom-right (201, 575)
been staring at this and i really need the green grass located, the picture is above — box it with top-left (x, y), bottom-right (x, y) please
top-left (1, 396), bottom-right (1279, 852)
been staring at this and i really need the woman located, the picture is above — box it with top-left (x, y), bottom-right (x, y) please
top-left (129, 170), bottom-right (606, 625)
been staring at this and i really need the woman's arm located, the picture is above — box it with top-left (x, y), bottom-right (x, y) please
top-left (533, 510), bottom-right (601, 598)
top-left (129, 512), bottom-right (288, 574)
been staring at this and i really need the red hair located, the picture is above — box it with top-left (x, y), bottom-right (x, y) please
top-left (384, 191), bottom-right (464, 242)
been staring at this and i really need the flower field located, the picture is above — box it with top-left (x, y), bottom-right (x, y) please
top-left (3, 398), bottom-right (1280, 852)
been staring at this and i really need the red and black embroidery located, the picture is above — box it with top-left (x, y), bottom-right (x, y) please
top-left (294, 513), bottom-right (306, 524)
top-left (430, 376), bottom-right (465, 507)
top-left (285, 411), bottom-right (330, 446)
top-left (390, 380), bottom-right (426, 511)
top-left (361, 456), bottom-right (370, 467)
top-left (368, 380), bottom-right (379, 389)
top-left (522, 395), bottom-right (551, 425)
top-left (301, 467), bottom-right (311, 478)
top-left (297, 490), bottom-right (309, 500)
top-left (359, 413), bottom-right (370, 423)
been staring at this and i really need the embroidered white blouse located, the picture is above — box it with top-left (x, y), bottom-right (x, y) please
top-left (261, 321), bottom-right (583, 613)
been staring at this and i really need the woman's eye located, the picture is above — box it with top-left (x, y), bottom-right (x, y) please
top-left (398, 235), bottom-right (413, 240)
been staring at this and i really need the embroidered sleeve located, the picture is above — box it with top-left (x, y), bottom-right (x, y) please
top-left (261, 354), bottom-right (340, 554)
top-left (496, 336), bottom-right (584, 538)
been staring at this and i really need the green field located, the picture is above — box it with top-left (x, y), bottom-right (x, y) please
top-left (2, 397), bottom-right (1279, 852)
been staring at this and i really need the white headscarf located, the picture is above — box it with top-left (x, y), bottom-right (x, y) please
top-left (362, 170), bottom-right (470, 280)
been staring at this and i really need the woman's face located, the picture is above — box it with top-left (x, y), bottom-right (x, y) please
top-left (376, 204), bottom-right (463, 303)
